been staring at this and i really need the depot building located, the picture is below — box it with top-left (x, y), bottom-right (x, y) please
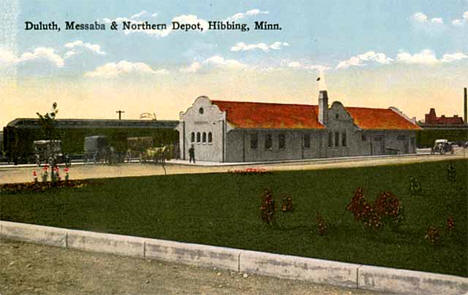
top-left (176, 90), bottom-right (421, 162)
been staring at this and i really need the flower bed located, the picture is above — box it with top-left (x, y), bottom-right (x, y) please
top-left (0, 180), bottom-right (89, 194)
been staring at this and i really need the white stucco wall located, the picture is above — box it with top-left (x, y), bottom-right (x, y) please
top-left (177, 96), bottom-right (227, 162)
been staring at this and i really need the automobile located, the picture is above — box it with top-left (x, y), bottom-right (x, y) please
top-left (33, 140), bottom-right (64, 165)
top-left (430, 139), bottom-right (454, 155)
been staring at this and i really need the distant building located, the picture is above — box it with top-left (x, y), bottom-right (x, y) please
top-left (177, 90), bottom-right (421, 163)
top-left (424, 108), bottom-right (464, 125)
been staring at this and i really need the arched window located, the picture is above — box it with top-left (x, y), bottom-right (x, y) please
top-left (202, 132), bottom-right (207, 143)
top-left (196, 132), bottom-right (201, 142)
top-left (208, 132), bottom-right (212, 143)
top-left (191, 132), bottom-right (195, 143)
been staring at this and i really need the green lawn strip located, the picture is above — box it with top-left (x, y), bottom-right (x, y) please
top-left (1, 160), bottom-right (466, 276)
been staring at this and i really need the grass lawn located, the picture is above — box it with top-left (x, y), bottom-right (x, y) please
top-left (1, 160), bottom-right (467, 277)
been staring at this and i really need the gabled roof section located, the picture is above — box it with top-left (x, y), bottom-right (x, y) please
top-left (345, 107), bottom-right (421, 130)
top-left (211, 100), bottom-right (325, 129)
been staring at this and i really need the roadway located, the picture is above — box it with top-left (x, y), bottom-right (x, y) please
top-left (0, 148), bottom-right (466, 184)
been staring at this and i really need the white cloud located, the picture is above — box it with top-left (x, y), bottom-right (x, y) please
top-left (131, 10), bottom-right (147, 19)
top-left (431, 17), bottom-right (443, 24)
top-left (452, 19), bottom-right (463, 26)
top-left (440, 52), bottom-right (468, 63)
top-left (396, 49), bottom-right (468, 65)
top-left (203, 55), bottom-right (247, 69)
top-left (336, 51), bottom-right (393, 69)
top-left (412, 12), bottom-right (445, 26)
top-left (64, 50), bottom-right (77, 59)
top-left (64, 40), bottom-right (106, 56)
top-left (396, 49), bottom-right (439, 65)
top-left (226, 9), bottom-right (269, 21)
top-left (180, 61), bottom-right (201, 73)
top-left (231, 41), bottom-right (289, 52)
top-left (84, 60), bottom-right (168, 78)
top-left (282, 60), bottom-right (329, 72)
top-left (179, 56), bottom-right (249, 73)
top-left (450, 11), bottom-right (468, 26)
top-left (413, 12), bottom-right (428, 23)
top-left (0, 47), bottom-right (64, 67)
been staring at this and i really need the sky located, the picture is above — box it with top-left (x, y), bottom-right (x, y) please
top-left (0, 0), bottom-right (467, 128)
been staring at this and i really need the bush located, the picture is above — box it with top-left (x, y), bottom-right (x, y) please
top-left (346, 188), bottom-right (403, 230)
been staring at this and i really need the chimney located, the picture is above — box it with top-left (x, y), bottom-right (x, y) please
top-left (318, 90), bottom-right (328, 125)
top-left (464, 87), bottom-right (467, 125)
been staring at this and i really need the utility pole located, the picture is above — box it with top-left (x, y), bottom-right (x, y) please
top-left (116, 110), bottom-right (125, 120)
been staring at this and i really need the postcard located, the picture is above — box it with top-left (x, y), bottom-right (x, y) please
top-left (0, 1), bottom-right (467, 294)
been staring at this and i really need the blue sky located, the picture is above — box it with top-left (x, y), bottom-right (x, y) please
top-left (14, 0), bottom-right (467, 71)
top-left (1, 0), bottom-right (467, 126)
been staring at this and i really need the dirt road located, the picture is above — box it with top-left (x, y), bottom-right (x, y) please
top-left (0, 150), bottom-right (465, 184)
top-left (0, 239), bottom-right (383, 295)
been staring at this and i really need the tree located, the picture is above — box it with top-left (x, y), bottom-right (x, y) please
top-left (36, 102), bottom-right (58, 140)
top-left (36, 103), bottom-right (60, 182)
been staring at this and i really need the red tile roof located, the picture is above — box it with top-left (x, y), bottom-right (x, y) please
top-left (345, 107), bottom-right (421, 130)
top-left (211, 100), bottom-right (420, 130)
top-left (212, 100), bottom-right (324, 129)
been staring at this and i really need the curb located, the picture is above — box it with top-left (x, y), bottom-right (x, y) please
top-left (1, 221), bottom-right (467, 295)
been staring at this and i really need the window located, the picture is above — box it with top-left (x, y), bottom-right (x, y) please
top-left (208, 132), bottom-right (212, 143)
top-left (303, 134), bottom-right (310, 148)
top-left (191, 132), bottom-right (195, 143)
top-left (342, 131), bottom-right (347, 147)
top-left (265, 134), bottom-right (272, 150)
top-left (397, 135), bottom-right (407, 141)
top-left (335, 132), bottom-right (340, 147)
top-left (335, 113), bottom-right (339, 119)
top-left (250, 133), bottom-right (258, 149)
top-left (199, 107), bottom-right (204, 114)
top-left (328, 132), bottom-right (333, 147)
top-left (278, 134), bottom-right (286, 149)
top-left (361, 134), bottom-right (367, 141)
top-left (196, 132), bottom-right (201, 143)
top-left (202, 132), bottom-right (207, 143)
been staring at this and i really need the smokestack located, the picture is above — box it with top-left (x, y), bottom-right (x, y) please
top-left (464, 87), bottom-right (467, 125)
top-left (318, 90), bottom-right (328, 125)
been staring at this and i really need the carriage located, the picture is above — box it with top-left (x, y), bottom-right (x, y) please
top-left (84, 136), bottom-right (113, 163)
top-left (126, 137), bottom-right (154, 162)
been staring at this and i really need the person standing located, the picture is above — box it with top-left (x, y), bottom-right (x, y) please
top-left (188, 144), bottom-right (195, 163)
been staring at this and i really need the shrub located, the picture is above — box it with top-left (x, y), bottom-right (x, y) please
top-left (316, 212), bottom-right (328, 236)
top-left (260, 189), bottom-right (276, 225)
top-left (281, 195), bottom-right (294, 212)
top-left (409, 176), bottom-right (422, 196)
top-left (447, 163), bottom-right (456, 182)
top-left (374, 191), bottom-right (404, 228)
top-left (346, 188), bottom-right (403, 230)
top-left (425, 226), bottom-right (441, 245)
top-left (447, 216), bottom-right (455, 232)
top-left (346, 187), bottom-right (382, 230)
